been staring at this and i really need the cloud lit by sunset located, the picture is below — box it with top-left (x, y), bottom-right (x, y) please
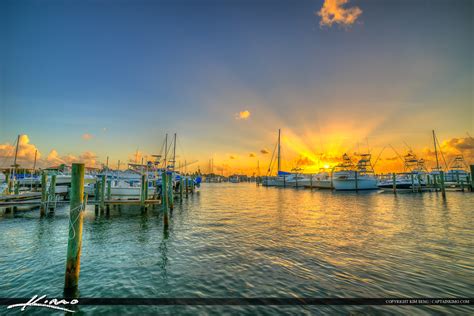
top-left (0, 0), bottom-right (471, 176)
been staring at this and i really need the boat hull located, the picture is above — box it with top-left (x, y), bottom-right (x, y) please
top-left (333, 178), bottom-right (378, 191)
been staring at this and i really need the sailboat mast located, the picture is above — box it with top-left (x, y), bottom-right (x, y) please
top-left (277, 129), bottom-right (281, 173)
top-left (173, 133), bottom-right (177, 171)
top-left (164, 134), bottom-right (168, 169)
top-left (13, 134), bottom-right (20, 178)
top-left (432, 130), bottom-right (440, 170)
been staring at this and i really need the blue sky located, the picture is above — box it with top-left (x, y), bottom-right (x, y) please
top-left (1, 0), bottom-right (472, 173)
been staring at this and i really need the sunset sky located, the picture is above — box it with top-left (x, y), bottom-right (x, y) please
top-left (1, 0), bottom-right (472, 175)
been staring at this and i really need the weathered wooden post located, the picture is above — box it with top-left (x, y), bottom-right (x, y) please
top-left (4, 173), bottom-right (10, 195)
top-left (283, 175), bottom-right (286, 188)
top-left (460, 179), bottom-right (464, 192)
top-left (14, 179), bottom-right (19, 195)
top-left (40, 172), bottom-right (47, 216)
top-left (145, 177), bottom-right (149, 200)
top-left (470, 165), bottom-right (474, 191)
top-left (168, 173), bottom-right (174, 210)
top-left (94, 178), bottom-right (99, 213)
top-left (467, 174), bottom-right (471, 192)
top-left (185, 177), bottom-right (189, 197)
top-left (410, 173), bottom-right (415, 193)
top-left (8, 176), bottom-right (13, 194)
top-left (162, 172), bottom-right (168, 210)
top-left (310, 174), bottom-right (313, 190)
top-left (191, 177), bottom-right (195, 194)
top-left (427, 174), bottom-right (431, 187)
top-left (295, 173), bottom-right (298, 188)
top-left (100, 175), bottom-right (106, 211)
top-left (107, 179), bottom-right (111, 200)
top-left (140, 174), bottom-right (146, 210)
top-left (64, 163), bottom-right (85, 291)
top-left (433, 174), bottom-right (438, 191)
top-left (392, 173), bottom-right (397, 194)
top-left (180, 177), bottom-right (184, 200)
top-left (439, 170), bottom-right (446, 199)
top-left (162, 172), bottom-right (169, 228)
top-left (49, 174), bottom-right (57, 212)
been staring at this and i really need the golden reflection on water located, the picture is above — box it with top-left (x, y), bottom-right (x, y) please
top-left (0, 182), bottom-right (473, 314)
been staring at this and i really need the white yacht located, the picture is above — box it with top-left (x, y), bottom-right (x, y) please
top-left (307, 170), bottom-right (332, 189)
top-left (378, 151), bottom-right (426, 189)
top-left (84, 179), bottom-right (156, 199)
top-left (332, 153), bottom-right (379, 191)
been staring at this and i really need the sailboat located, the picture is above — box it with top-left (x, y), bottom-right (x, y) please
top-left (332, 153), bottom-right (379, 190)
top-left (428, 130), bottom-right (469, 186)
top-left (261, 129), bottom-right (312, 187)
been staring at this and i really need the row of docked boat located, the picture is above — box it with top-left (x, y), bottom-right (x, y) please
top-left (1, 133), bottom-right (202, 199)
top-left (261, 130), bottom-right (471, 191)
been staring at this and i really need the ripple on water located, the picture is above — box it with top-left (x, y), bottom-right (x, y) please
top-left (0, 183), bottom-right (473, 315)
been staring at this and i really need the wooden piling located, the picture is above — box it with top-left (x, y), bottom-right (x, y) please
top-left (439, 170), bottom-right (446, 199)
top-left (392, 173), bottom-right (397, 194)
top-left (470, 165), bottom-right (474, 191)
top-left (8, 175), bottom-right (13, 195)
top-left (107, 179), bottom-right (111, 200)
top-left (64, 163), bottom-right (85, 291)
top-left (49, 174), bottom-right (57, 211)
top-left (180, 177), bottom-right (184, 200)
top-left (162, 172), bottom-right (168, 210)
top-left (140, 174), bottom-right (146, 210)
top-left (40, 172), bottom-right (47, 216)
top-left (168, 173), bottom-right (174, 210)
top-left (411, 173), bottom-right (415, 193)
top-left (14, 179), bottom-right (19, 195)
top-left (185, 177), bottom-right (189, 197)
top-left (100, 175), bottom-right (106, 211)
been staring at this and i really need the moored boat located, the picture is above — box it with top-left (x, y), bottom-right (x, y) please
top-left (332, 153), bottom-right (378, 191)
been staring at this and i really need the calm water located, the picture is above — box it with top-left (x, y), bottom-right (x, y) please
top-left (1, 183), bottom-right (473, 315)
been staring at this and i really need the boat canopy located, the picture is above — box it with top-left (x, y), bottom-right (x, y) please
top-left (278, 171), bottom-right (293, 176)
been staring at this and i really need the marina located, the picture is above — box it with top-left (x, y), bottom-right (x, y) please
top-left (1, 0), bottom-right (472, 314)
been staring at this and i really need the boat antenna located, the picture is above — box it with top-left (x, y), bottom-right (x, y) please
top-left (277, 129), bottom-right (281, 173)
top-left (372, 146), bottom-right (386, 169)
top-left (434, 132), bottom-right (449, 170)
top-left (388, 144), bottom-right (405, 168)
top-left (173, 133), bottom-right (177, 171)
top-left (164, 133), bottom-right (168, 169)
top-left (432, 130), bottom-right (440, 170)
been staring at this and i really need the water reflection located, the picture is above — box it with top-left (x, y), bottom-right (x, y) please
top-left (0, 183), bottom-right (472, 315)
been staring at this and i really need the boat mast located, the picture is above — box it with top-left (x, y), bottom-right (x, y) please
top-left (277, 129), bottom-right (281, 173)
top-left (164, 134), bottom-right (168, 169)
top-left (12, 134), bottom-right (20, 178)
top-left (172, 133), bottom-right (177, 172)
top-left (432, 130), bottom-right (440, 170)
